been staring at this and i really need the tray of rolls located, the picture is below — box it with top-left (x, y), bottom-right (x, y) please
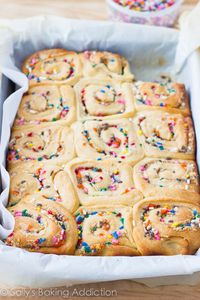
top-left (0, 16), bottom-right (200, 287)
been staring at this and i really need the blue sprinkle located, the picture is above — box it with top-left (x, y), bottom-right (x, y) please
top-left (193, 209), bottom-right (198, 216)
top-left (112, 231), bottom-right (119, 239)
top-left (100, 89), bottom-right (105, 93)
top-left (82, 242), bottom-right (89, 247)
top-left (38, 238), bottom-right (46, 244)
top-left (119, 226), bottom-right (124, 230)
top-left (91, 211), bottom-right (98, 215)
top-left (76, 215), bottom-right (84, 222)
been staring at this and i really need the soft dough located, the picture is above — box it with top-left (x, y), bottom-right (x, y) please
top-left (80, 50), bottom-right (134, 81)
top-left (75, 78), bottom-right (135, 120)
top-left (132, 81), bottom-right (190, 115)
top-left (22, 48), bottom-right (82, 86)
top-left (74, 205), bottom-right (140, 256)
top-left (7, 123), bottom-right (75, 166)
top-left (8, 161), bottom-right (79, 212)
top-left (14, 85), bottom-right (76, 127)
top-left (133, 158), bottom-right (200, 201)
top-left (133, 198), bottom-right (200, 255)
top-left (73, 118), bottom-right (144, 164)
top-left (135, 111), bottom-right (195, 160)
top-left (66, 158), bottom-right (143, 206)
top-left (5, 198), bottom-right (78, 255)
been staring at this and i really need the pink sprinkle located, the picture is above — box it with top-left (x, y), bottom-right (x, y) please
top-left (16, 118), bottom-right (25, 125)
top-left (111, 238), bottom-right (119, 245)
top-left (83, 187), bottom-right (88, 194)
top-left (14, 211), bottom-right (22, 217)
top-left (117, 99), bottom-right (126, 104)
top-left (52, 236), bottom-right (58, 245)
top-left (56, 197), bottom-right (62, 202)
top-left (154, 234), bottom-right (161, 240)
top-left (60, 229), bottom-right (66, 241)
top-left (30, 58), bottom-right (37, 65)
top-left (109, 185), bottom-right (117, 191)
top-left (146, 99), bottom-right (152, 106)
top-left (139, 165), bottom-right (146, 172)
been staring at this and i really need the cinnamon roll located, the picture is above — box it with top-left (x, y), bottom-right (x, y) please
top-left (75, 206), bottom-right (139, 256)
top-left (133, 158), bottom-right (200, 201)
top-left (66, 158), bottom-right (143, 206)
top-left (73, 118), bottom-right (144, 164)
top-left (22, 49), bottom-right (82, 86)
top-left (80, 51), bottom-right (134, 81)
top-left (14, 85), bottom-right (76, 127)
top-left (133, 81), bottom-right (190, 115)
top-left (133, 198), bottom-right (200, 255)
top-left (135, 111), bottom-right (195, 159)
top-left (8, 162), bottom-right (79, 212)
top-left (75, 78), bottom-right (135, 120)
top-left (7, 123), bottom-right (75, 166)
top-left (5, 198), bottom-right (78, 254)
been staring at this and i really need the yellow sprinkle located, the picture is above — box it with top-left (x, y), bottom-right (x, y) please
top-left (138, 130), bottom-right (143, 136)
top-left (121, 149), bottom-right (128, 155)
top-left (113, 169), bottom-right (119, 174)
top-left (172, 222), bottom-right (179, 227)
top-left (36, 206), bottom-right (41, 212)
top-left (107, 234), bottom-right (112, 239)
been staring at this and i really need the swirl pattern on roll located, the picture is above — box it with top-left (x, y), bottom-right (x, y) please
top-left (133, 158), bottom-right (200, 201)
top-left (14, 85), bottom-right (76, 127)
top-left (5, 198), bottom-right (78, 254)
top-left (80, 51), bottom-right (134, 81)
top-left (73, 118), bottom-right (144, 164)
top-left (133, 198), bottom-right (200, 255)
top-left (7, 124), bottom-right (75, 165)
top-left (75, 78), bottom-right (135, 119)
top-left (22, 49), bottom-right (82, 86)
top-left (67, 158), bottom-right (143, 206)
top-left (8, 162), bottom-right (79, 212)
top-left (135, 111), bottom-right (195, 159)
top-left (75, 206), bottom-right (139, 256)
top-left (133, 81), bottom-right (190, 115)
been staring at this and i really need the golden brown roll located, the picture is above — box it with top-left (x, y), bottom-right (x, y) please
top-left (133, 158), bottom-right (200, 201)
top-left (135, 111), bottom-right (195, 160)
top-left (7, 123), bottom-right (75, 166)
top-left (14, 85), bottom-right (76, 127)
top-left (133, 198), bottom-right (200, 255)
top-left (5, 198), bottom-right (78, 255)
top-left (73, 118), bottom-right (144, 164)
top-left (66, 158), bottom-right (143, 206)
top-left (75, 78), bottom-right (135, 120)
top-left (22, 48), bottom-right (82, 86)
top-left (75, 206), bottom-right (140, 256)
top-left (80, 51), bottom-right (134, 81)
top-left (8, 162), bottom-right (79, 212)
top-left (133, 81), bottom-right (190, 115)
